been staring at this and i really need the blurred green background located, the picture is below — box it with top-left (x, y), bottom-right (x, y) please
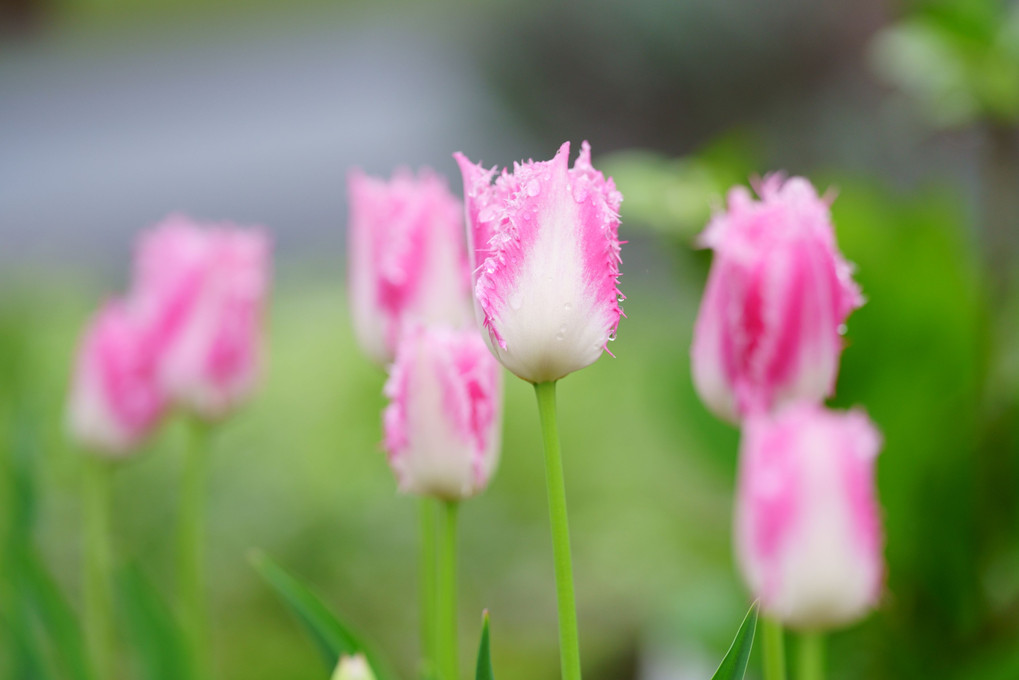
top-left (2, 0), bottom-right (1019, 679)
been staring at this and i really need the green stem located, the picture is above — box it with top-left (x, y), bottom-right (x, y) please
top-left (435, 500), bottom-right (459, 680)
top-left (420, 498), bottom-right (438, 676)
top-left (83, 456), bottom-right (115, 680)
top-left (797, 632), bottom-right (824, 680)
top-left (761, 617), bottom-right (786, 680)
top-left (534, 381), bottom-right (582, 680)
top-left (177, 420), bottom-right (211, 679)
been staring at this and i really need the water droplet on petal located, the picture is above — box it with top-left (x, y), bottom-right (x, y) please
top-left (563, 302), bottom-right (572, 312)
top-left (572, 186), bottom-right (588, 203)
top-left (479, 206), bottom-right (499, 223)
top-left (837, 324), bottom-right (848, 336)
top-left (555, 332), bottom-right (565, 341)
top-left (509, 293), bottom-right (523, 310)
top-left (526, 179), bottom-right (541, 197)
top-left (607, 331), bottom-right (617, 342)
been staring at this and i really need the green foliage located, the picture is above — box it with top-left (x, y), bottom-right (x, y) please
top-left (710, 603), bottom-right (758, 680)
top-left (251, 551), bottom-right (392, 680)
top-left (116, 564), bottom-right (193, 680)
top-left (474, 612), bottom-right (494, 680)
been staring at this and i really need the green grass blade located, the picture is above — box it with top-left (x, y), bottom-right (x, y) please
top-left (710, 602), bottom-right (760, 680)
top-left (23, 548), bottom-right (94, 680)
top-left (250, 550), bottom-right (395, 680)
top-left (474, 611), bottom-right (494, 680)
top-left (115, 564), bottom-right (193, 680)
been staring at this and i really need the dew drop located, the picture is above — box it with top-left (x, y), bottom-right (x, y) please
top-left (607, 331), bottom-right (617, 342)
top-left (837, 324), bottom-right (848, 336)
top-left (555, 332), bottom-right (565, 342)
top-left (572, 186), bottom-right (589, 203)
top-left (563, 302), bottom-right (572, 312)
top-left (509, 293), bottom-right (523, 310)
top-left (479, 206), bottom-right (499, 223)
top-left (526, 179), bottom-right (541, 197)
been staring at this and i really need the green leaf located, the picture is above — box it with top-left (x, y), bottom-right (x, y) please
top-left (250, 551), bottom-right (393, 680)
top-left (474, 611), bottom-right (494, 680)
top-left (23, 548), bottom-right (94, 680)
top-left (710, 602), bottom-right (759, 680)
top-left (115, 564), bottom-right (192, 680)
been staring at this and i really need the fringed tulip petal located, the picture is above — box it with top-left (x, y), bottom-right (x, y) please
top-left (454, 141), bottom-right (623, 383)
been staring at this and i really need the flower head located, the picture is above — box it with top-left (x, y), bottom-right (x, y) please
top-left (734, 401), bottom-right (884, 630)
top-left (691, 175), bottom-right (863, 422)
top-left (133, 214), bottom-right (271, 420)
top-left (67, 300), bottom-right (166, 456)
top-left (347, 169), bottom-right (473, 365)
top-left (454, 141), bottom-right (623, 383)
top-left (383, 323), bottom-right (502, 500)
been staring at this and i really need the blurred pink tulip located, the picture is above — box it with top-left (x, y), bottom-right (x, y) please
top-left (133, 215), bottom-right (271, 420)
top-left (383, 323), bottom-right (502, 500)
top-left (735, 401), bottom-right (884, 630)
top-left (691, 175), bottom-right (863, 422)
top-left (67, 300), bottom-right (165, 456)
top-left (454, 141), bottom-right (623, 383)
top-left (347, 169), bottom-right (473, 366)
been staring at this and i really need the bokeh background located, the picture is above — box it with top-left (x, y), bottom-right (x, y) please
top-left (2, 0), bottom-right (1019, 679)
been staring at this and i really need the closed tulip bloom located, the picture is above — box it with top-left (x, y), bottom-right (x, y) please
top-left (454, 141), bottom-right (623, 383)
top-left (332, 654), bottom-right (376, 680)
top-left (383, 324), bottom-right (502, 500)
top-left (348, 169), bottom-right (473, 366)
top-left (691, 175), bottom-right (863, 422)
top-left (68, 300), bottom-right (165, 456)
top-left (133, 215), bottom-right (271, 420)
top-left (735, 401), bottom-right (884, 630)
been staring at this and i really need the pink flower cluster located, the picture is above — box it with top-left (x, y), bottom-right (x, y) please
top-left (350, 142), bottom-right (622, 499)
top-left (67, 215), bottom-right (271, 456)
top-left (691, 175), bottom-right (884, 630)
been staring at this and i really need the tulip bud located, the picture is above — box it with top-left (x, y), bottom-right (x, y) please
top-left (347, 169), bottom-right (473, 366)
top-left (454, 141), bottom-right (624, 383)
top-left (331, 654), bottom-right (376, 680)
top-left (734, 402), bottom-right (884, 630)
top-left (383, 323), bottom-right (502, 500)
top-left (67, 300), bottom-right (165, 456)
top-left (690, 176), bottom-right (863, 422)
top-left (133, 215), bottom-right (271, 420)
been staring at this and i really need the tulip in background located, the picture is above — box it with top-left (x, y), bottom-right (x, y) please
top-left (735, 401), bottom-right (884, 680)
top-left (735, 401), bottom-right (884, 629)
top-left (67, 298), bottom-right (166, 679)
top-left (67, 300), bottom-right (165, 457)
top-left (382, 323), bottom-right (502, 680)
top-left (133, 214), bottom-right (272, 421)
top-left (348, 169), bottom-right (473, 366)
top-left (455, 141), bottom-right (624, 680)
top-left (383, 323), bottom-right (502, 502)
top-left (690, 175), bottom-right (863, 423)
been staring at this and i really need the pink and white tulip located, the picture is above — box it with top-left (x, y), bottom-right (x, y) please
top-left (454, 141), bottom-right (623, 383)
top-left (691, 175), bottom-right (863, 422)
top-left (383, 323), bottom-right (502, 500)
top-left (67, 300), bottom-right (166, 456)
top-left (332, 654), bottom-right (376, 680)
top-left (347, 169), bottom-right (473, 365)
top-left (734, 401), bottom-right (884, 630)
top-left (133, 215), bottom-right (271, 421)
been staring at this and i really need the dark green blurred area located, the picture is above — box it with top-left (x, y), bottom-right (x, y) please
top-left (2, 0), bottom-right (1019, 679)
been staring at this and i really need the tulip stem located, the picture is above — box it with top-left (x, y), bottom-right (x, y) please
top-left (83, 456), bottom-right (115, 680)
top-left (761, 616), bottom-right (786, 680)
top-left (797, 632), bottom-right (824, 680)
top-left (534, 380), bottom-right (582, 680)
top-left (178, 419), bottom-right (212, 679)
top-left (420, 498), bottom-right (439, 676)
top-left (435, 499), bottom-right (459, 680)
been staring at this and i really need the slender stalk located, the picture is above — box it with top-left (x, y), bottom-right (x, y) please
top-left (419, 498), bottom-right (438, 676)
top-left (83, 456), bottom-right (115, 680)
top-left (534, 381), bottom-right (582, 680)
top-left (435, 500), bottom-right (459, 680)
top-left (177, 420), bottom-right (211, 679)
top-left (797, 632), bottom-right (824, 680)
top-left (761, 617), bottom-right (786, 680)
